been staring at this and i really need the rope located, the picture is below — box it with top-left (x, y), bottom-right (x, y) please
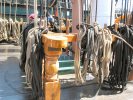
top-left (95, 0), bottom-right (98, 22)
top-left (129, 0), bottom-right (132, 13)
top-left (38, 0), bottom-right (43, 29)
top-left (15, 0), bottom-right (18, 21)
top-left (124, 0), bottom-right (127, 24)
top-left (108, 25), bottom-right (133, 50)
top-left (89, 0), bottom-right (92, 24)
top-left (39, 0), bottom-right (42, 19)
top-left (44, 0), bottom-right (47, 27)
top-left (86, 0), bottom-right (89, 23)
top-left (108, 25), bottom-right (133, 91)
top-left (85, 0), bottom-right (87, 22)
top-left (79, 23), bottom-right (133, 86)
top-left (48, 0), bottom-right (56, 7)
top-left (4, 0), bottom-right (5, 20)
top-left (77, 23), bottom-right (113, 84)
top-left (127, 0), bottom-right (129, 14)
top-left (9, 0), bottom-right (13, 39)
top-left (2, 0), bottom-right (8, 40)
top-left (112, 34), bottom-right (133, 50)
top-left (34, 0), bottom-right (38, 28)
top-left (90, 27), bottom-right (112, 84)
top-left (9, 0), bottom-right (12, 19)
top-left (110, 0), bottom-right (113, 26)
top-left (0, 0), bottom-right (2, 18)
top-left (64, 0), bottom-right (67, 27)
top-left (121, 0), bottom-right (124, 22)
top-left (81, 0), bottom-right (84, 22)
top-left (26, 0), bottom-right (29, 23)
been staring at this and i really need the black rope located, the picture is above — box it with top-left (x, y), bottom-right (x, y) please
top-left (30, 29), bottom-right (45, 99)
top-left (85, 0), bottom-right (87, 22)
top-left (107, 25), bottom-right (133, 91)
top-left (20, 23), bottom-right (34, 72)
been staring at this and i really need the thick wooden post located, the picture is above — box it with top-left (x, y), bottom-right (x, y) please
top-left (42, 33), bottom-right (76, 100)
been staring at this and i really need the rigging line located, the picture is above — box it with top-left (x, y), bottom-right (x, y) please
top-left (15, 0), bottom-right (18, 21)
top-left (125, 0), bottom-right (129, 24)
top-left (39, 0), bottom-right (42, 18)
top-left (85, 0), bottom-right (87, 22)
top-left (129, 0), bottom-right (132, 13)
top-left (78, 0), bottom-right (81, 25)
top-left (124, 0), bottom-right (127, 24)
top-left (127, 0), bottom-right (129, 13)
top-left (41, 0), bottom-right (44, 18)
top-left (65, 0), bottom-right (67, 25)
top-left (95, 0), bottom-right (98, 22)
top-left (58, 1), bottom-right (62, 33)
top-left (86, 0), bottom-right (89, 23)
top-left (44, 0), bottom-right (47, 27)
top-left (115, 0), bottom-right (118, 6)
top-left (90, 0), bottom-right (92, 24)
top-left (39, 0), bottom-right (42, 29)
top-left (110, 0), bottom-right (113, 26)
top-left (9, 0), bottom-right (12, 19)
top-left (4, 0), bottom-right (5, 20)
top-left (26, 0), bottom-right (29, 23)
top-left (121, 0), bottom-right (124, 22)
top-left (34, 0), bottom-right (38, 28)
top-left (82, 0), bottom-right (84, 22)
top-left (49, 0), bottom-right (56, 8)
top-left (0, 0), bottom-right (2, 18)
top-left (127, 0), bottom-right (131, 24)
top-left (86, 0), bottom-right (88, 23)
top-left (9, 0), bottom-right (12, 35)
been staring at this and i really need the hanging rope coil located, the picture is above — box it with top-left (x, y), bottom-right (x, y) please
top-left (107, 25), bottom-right (133, 91)
top-left (90, 26), bottom-right (112, 84)
top-left (75, 22), bottom-right (133, 87)
top-left (0, 0), bottom-right (23, 44)
top-left (75, 23), bottom-right (112, 84)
